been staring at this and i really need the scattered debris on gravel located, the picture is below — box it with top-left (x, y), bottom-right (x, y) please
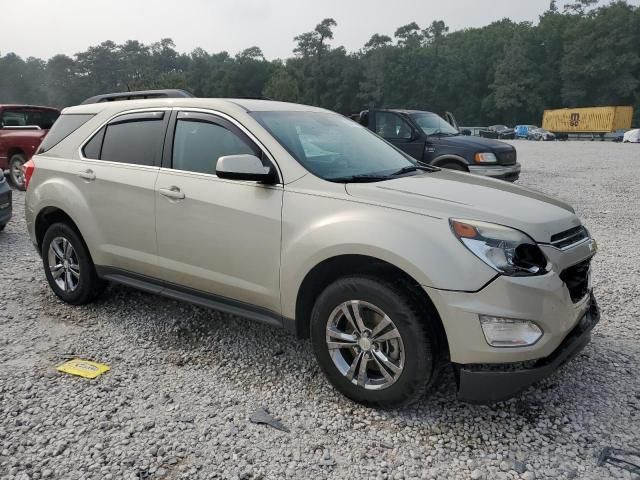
top-left (1, 141), bottom-right (639, 479)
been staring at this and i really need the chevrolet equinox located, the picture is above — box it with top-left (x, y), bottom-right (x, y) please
top-left (24, 91), bottom-right (599, 407)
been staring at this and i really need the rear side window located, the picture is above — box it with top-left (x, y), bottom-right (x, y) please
top-left (98, 111), bottom-right (165, 166)
top-left (82, 127), bottom-right (105, 159)
top-left (38, 114), bottom-right (93, 154)
top-left (172, 118), bottom-right (257, 174)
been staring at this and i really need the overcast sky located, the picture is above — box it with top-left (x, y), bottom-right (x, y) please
top-left (1, 0), bottom-right (635, 60)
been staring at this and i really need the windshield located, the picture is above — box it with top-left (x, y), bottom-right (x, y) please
top-left (251, 111), bottom-right (416, 181)
top-left (410, 113), bottom-right (459, 136)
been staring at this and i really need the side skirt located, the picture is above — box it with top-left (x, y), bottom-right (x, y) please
top-left (96, 266), bottom-right (293, 331)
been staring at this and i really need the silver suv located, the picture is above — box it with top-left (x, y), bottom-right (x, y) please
top-left (25, 91), bottom-right (599, 407)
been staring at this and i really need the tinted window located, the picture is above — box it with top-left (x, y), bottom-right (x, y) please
top-left (101, 113), bottom-right (165, 166)
top-left (38, 114), bottom-right (94, 154)
top-left (2, 108), bottom-right (59, 129)
top-left (375, 112), bottom-right (412, 139)
top-left (82, 127), bottom-right (105, 159)
top-left (172, 119), bottom-right (256, 174)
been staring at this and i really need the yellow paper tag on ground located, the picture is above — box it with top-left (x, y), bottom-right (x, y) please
top-left (56, 359), bottom-right (110, 379)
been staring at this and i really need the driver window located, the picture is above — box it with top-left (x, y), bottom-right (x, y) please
top-left (375, 112), bottom-right (412, 140)
top-left (172, 118), bottom-right (258, 175)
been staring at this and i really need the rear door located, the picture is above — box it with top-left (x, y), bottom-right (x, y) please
top-left (154, 110), bottom-right (283, 313)
top-left (372, 111), bottom-right (425, 161)
top-left (78, 110), bottom-right (167, 278)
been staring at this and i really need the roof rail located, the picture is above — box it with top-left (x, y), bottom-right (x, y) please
top-left (80, 89), bottom-right (194, 105)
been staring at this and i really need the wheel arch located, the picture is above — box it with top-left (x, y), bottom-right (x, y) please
top-left (7, 147), bottom-right (26, 159)
top-left (35, 206), bottom-right (84, 253)
top-left (430, 155), bottom-right (469, 171)
top-left (293, 254), bottom-right (450, 359)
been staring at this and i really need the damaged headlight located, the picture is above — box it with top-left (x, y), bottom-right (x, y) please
top-left (450, 219), bottom-right (549, 276)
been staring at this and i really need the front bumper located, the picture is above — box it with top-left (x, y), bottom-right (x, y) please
top-left (468, 162), bottom-right (521, 182)
top-left (455, 295), bottom-right (599, 403)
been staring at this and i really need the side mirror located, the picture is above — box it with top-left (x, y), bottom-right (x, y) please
top-left (216, 154), bottom-right (277, 184)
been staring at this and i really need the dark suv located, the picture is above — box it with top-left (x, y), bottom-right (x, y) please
top-left (355, 110), bottom-right (520, 182)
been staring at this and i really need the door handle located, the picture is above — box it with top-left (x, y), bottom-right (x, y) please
top-left (159, 186), bottom-right (185, 200)
top-left (78, 169), bottom-right (96, 181)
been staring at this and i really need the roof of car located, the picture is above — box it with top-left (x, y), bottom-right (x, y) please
top-left (63, 98), bottom-right (329, 116)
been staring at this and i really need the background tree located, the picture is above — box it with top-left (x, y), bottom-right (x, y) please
top-left (1, 1), bottom-right (638, 125)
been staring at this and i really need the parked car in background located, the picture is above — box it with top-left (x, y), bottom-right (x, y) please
top-left (527, 127), bottom-right (556, 141)
top-left (623, 129), bottom-right (640, 143)
top-left (0, 105), bottom-right (60, 189)
top-left (479, 125), bottom-right (515, 140)
top-left (0, 172), bottom-right (12, 231)
top-left (354, 109), bottom-right (520, 181)
top-left (25, 91), bottom-right (599, 406)
top-left (514, 125), bottom-right (538, 139)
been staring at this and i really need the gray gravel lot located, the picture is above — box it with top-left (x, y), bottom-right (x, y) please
top-left (1, 141), bottom-right (639, 480)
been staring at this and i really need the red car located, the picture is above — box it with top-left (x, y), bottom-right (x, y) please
top-left (0, 105), bottom-right (60, 189)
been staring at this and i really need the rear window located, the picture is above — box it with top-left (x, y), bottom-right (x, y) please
top-left (99, 112), bottom-right (165, 166)
top-left (38, 114), bottom-right (94, 154)
top-left (1, 108), bottom-right (59, 129)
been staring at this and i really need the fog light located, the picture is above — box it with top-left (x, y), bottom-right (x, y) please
top-left (479, 315), bottom-right (543, 347)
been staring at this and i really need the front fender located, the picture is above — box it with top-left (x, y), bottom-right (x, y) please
top-left (279, 189), bottom-right (496, 319)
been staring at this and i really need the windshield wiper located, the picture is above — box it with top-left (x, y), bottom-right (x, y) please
top-left (391, 164), bottom-right (439, 176)
top-left (329, 174), bottom-right (391, 183)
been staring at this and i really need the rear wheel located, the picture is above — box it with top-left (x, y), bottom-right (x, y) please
top-left (41, 222), bottom-right (105, 304)
top-left (7, 153), bottom-right (26, 190)
top-left (310, 276), bottom-right (436, 408)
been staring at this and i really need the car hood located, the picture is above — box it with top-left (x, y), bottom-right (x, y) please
top-left (437, 134), bottom-right (514, 152)
top-left (345, 170), bottom-right (579, 243)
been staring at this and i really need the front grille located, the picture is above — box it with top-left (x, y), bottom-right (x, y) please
top-left (497, 150), bottom-right (517, 165)
top-left (550, 225), bottom-right (588, 249)
top-left (560, 258), bottom-right (591, 302)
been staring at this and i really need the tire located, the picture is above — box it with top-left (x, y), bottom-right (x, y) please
top-left (439, 161), bottom-right (466, 172)
top-left (7, 153), bottom-right (26, 190)
top-left (0, 223), bottom-right (5, 232)
top-left (310, 275), bottom-right (436, 408)
top-left (41, 222), bottom-right (106, 305)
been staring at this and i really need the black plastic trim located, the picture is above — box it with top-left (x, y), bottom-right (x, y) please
top-left (95, 266), bottom-right (290, 330)
top-left (454, 294), bottom-right (600, 404)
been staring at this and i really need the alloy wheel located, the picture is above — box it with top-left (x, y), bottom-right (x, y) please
top-left (10, 159), bottom-right (24, 188)
top-left (47, 237), bottom-right (80, 292)
top-left (325, 300), bottom-right (405, 390)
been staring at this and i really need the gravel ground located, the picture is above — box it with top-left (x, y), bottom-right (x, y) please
top-left (1, 141), bottom-right (639, 480)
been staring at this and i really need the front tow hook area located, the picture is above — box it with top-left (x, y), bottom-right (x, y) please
top-left (454, 295), bottom-right (600, 404)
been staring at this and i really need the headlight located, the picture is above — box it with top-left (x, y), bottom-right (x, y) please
top-left (474, 152), bottom-right (497, 163)
top-left (450, 219), bottom-right (549, 276)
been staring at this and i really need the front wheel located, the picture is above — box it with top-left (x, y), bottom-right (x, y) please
top-left (8, 153), bottom-right (26, 190)
top-left (41, 222), bottom-right (106, 305)
top-left (310, 276), bottom-right (436, 408)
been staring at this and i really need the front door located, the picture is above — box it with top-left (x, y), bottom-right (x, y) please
top-left (154, 111), bottom-right (283, 314)
top-left (373, 111), bottom-right (425, 161)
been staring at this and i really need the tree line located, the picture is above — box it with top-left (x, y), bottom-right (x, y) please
top-left (0, 0), bottom-right (638, 126)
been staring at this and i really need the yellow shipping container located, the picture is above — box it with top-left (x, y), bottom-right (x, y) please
top-left (542, 106), bottom-right (633, 133)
